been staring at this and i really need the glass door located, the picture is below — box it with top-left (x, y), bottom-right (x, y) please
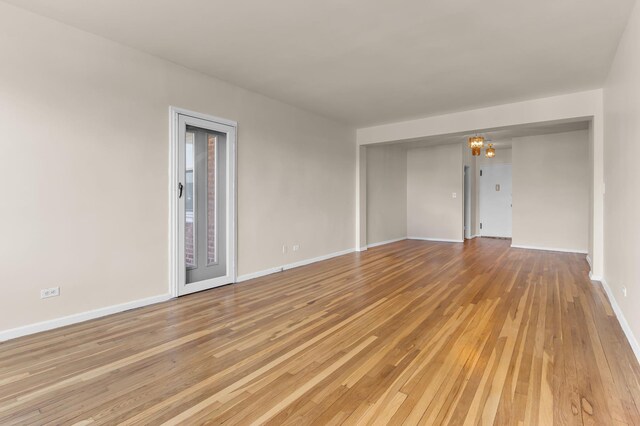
top-left (177, 113), bottom-right (235, 295)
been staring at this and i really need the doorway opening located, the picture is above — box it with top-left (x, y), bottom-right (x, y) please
top-left (464, 166), bottom-right (471, 239)
top-left (170, 107), bottom-right (236, 297)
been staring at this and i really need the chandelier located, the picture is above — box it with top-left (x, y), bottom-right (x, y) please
top-left (468, 136), bottom-right (485, 156)
top-left (485, 143), bottom-right (496, 158)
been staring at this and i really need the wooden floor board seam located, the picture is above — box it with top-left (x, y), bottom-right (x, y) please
top-left (0, 239), bottom-right (639, 425)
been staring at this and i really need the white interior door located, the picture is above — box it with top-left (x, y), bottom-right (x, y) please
top-left (479, 164), bottom-right (512, 238)
top-left (176, 112), bottom-right (236, 296)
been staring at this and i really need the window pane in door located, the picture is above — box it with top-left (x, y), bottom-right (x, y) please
top-left (185, 131), bottom-right (196, 268)
top-left (207, 134), bottom-right (217, 265)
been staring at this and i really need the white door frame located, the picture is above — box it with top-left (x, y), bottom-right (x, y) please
top-left (463, 165), bottom-right (471, 239)
top-left (169, 106), bottom-right (237, 297)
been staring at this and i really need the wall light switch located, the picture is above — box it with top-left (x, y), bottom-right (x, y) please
top-left (452, 192), bottom-right (457, 198)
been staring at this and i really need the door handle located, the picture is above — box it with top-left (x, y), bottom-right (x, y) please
top-left (178, 182), bottom-right (184, 198)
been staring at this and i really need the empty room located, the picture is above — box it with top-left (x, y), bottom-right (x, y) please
top-left (1, 0), bottom-right (640, 424)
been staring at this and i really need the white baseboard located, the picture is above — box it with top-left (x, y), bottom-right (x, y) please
top-left (236, 248), bottom-right (355, 283)
top-left (408, 237), bottom-right (464, 243)
top-left (2, 246), bottom-right (358, 340)
top-left (510, 244), bottom-right (588, 254)
top-left (236, 267), bottom-right (283, 282)
top-left (366, 237), bottom-right (407, 249)
top-left (466, 235), bottom-right (479, 240)
top-left (599, 277), bottom-right (640, 364)
top-left (586, 256), bottom-right (601, 281)
top-left (589, 272), bottom-right (603, 281)
top-left (282, 248), bottom-right (355, 271)
top-left (0, 293), bottom-right (172, 342)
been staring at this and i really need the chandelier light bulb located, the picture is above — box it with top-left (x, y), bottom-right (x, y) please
top-left (485, 143), bottom-right (496, 158)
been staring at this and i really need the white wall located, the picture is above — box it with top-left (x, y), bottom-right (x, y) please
top-left (356, 146), bottom-right (367, 251)
top-left (512, 131), bottom-right (589, 252)
top-left (366, 145), bottom-right (407, 245)
top-left (356, 89), bottom-right (605, 278)
top-left (357, 90), bottom-right (603, 145)
top-left (588, 121), bottom-right (595, 264)
top-left (407, 144), bottom-right (463, 242)
top-left (603, 0), bottom-right (640, 355)
top-left (0, 3), bottom-right (356, 333)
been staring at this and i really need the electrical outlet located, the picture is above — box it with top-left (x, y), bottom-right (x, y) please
top-left (623, 286), bottom-right (627, 298)
top-left (40, 287), bottom-right (60, 299)
top-left (293, 244), bottom-right (300, 252)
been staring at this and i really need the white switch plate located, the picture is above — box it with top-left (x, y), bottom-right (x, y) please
top-left (293, 244), bottom-right (300, 252)
top-left (452, 192), bottom-right (457, 198)
top-left (282, 245), bottom-right (287, 254)
top-left (41, 287), bottom-right (60, 299)
top-left (623, 286), bottom-right (627, 298)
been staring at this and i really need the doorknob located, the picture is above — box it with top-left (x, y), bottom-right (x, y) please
top-left (178, 182), bottom-right (183, 198)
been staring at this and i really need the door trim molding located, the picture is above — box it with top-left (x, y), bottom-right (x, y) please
top-left (169, 106), bottom-right (237, 298)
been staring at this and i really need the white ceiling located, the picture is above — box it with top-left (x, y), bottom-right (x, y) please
top-left (4, 0), bottom-right (635, 126)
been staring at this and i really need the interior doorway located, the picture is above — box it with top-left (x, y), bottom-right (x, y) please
top-left (479, 164), bottom-right (512, 238)
top-left (171, 108), bottom-right (236, 297)
top-left (464, 166), bottom-right (471, 239)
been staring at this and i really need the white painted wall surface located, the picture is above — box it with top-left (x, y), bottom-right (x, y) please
top-left (0, 3), bottom-right (356, 333)
top-left (366, 145), bottom-right (407, 245)
top-left (356, 90), bottom-right (604, 279)
top-left (407, 144), bottom-right (463, 242)
top-left (511, 131), bottom-right (589, 252)
top-left (603, 0), bottom-right (640, 357)
top-left (357, 90), bottom-right (603, 145)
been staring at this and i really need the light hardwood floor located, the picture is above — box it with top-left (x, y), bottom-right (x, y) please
top-left (1, 238), bottom-right (639, 425)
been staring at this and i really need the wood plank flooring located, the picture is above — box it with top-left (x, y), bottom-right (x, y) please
top-left (1, 238), bottom-right (640, 425)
